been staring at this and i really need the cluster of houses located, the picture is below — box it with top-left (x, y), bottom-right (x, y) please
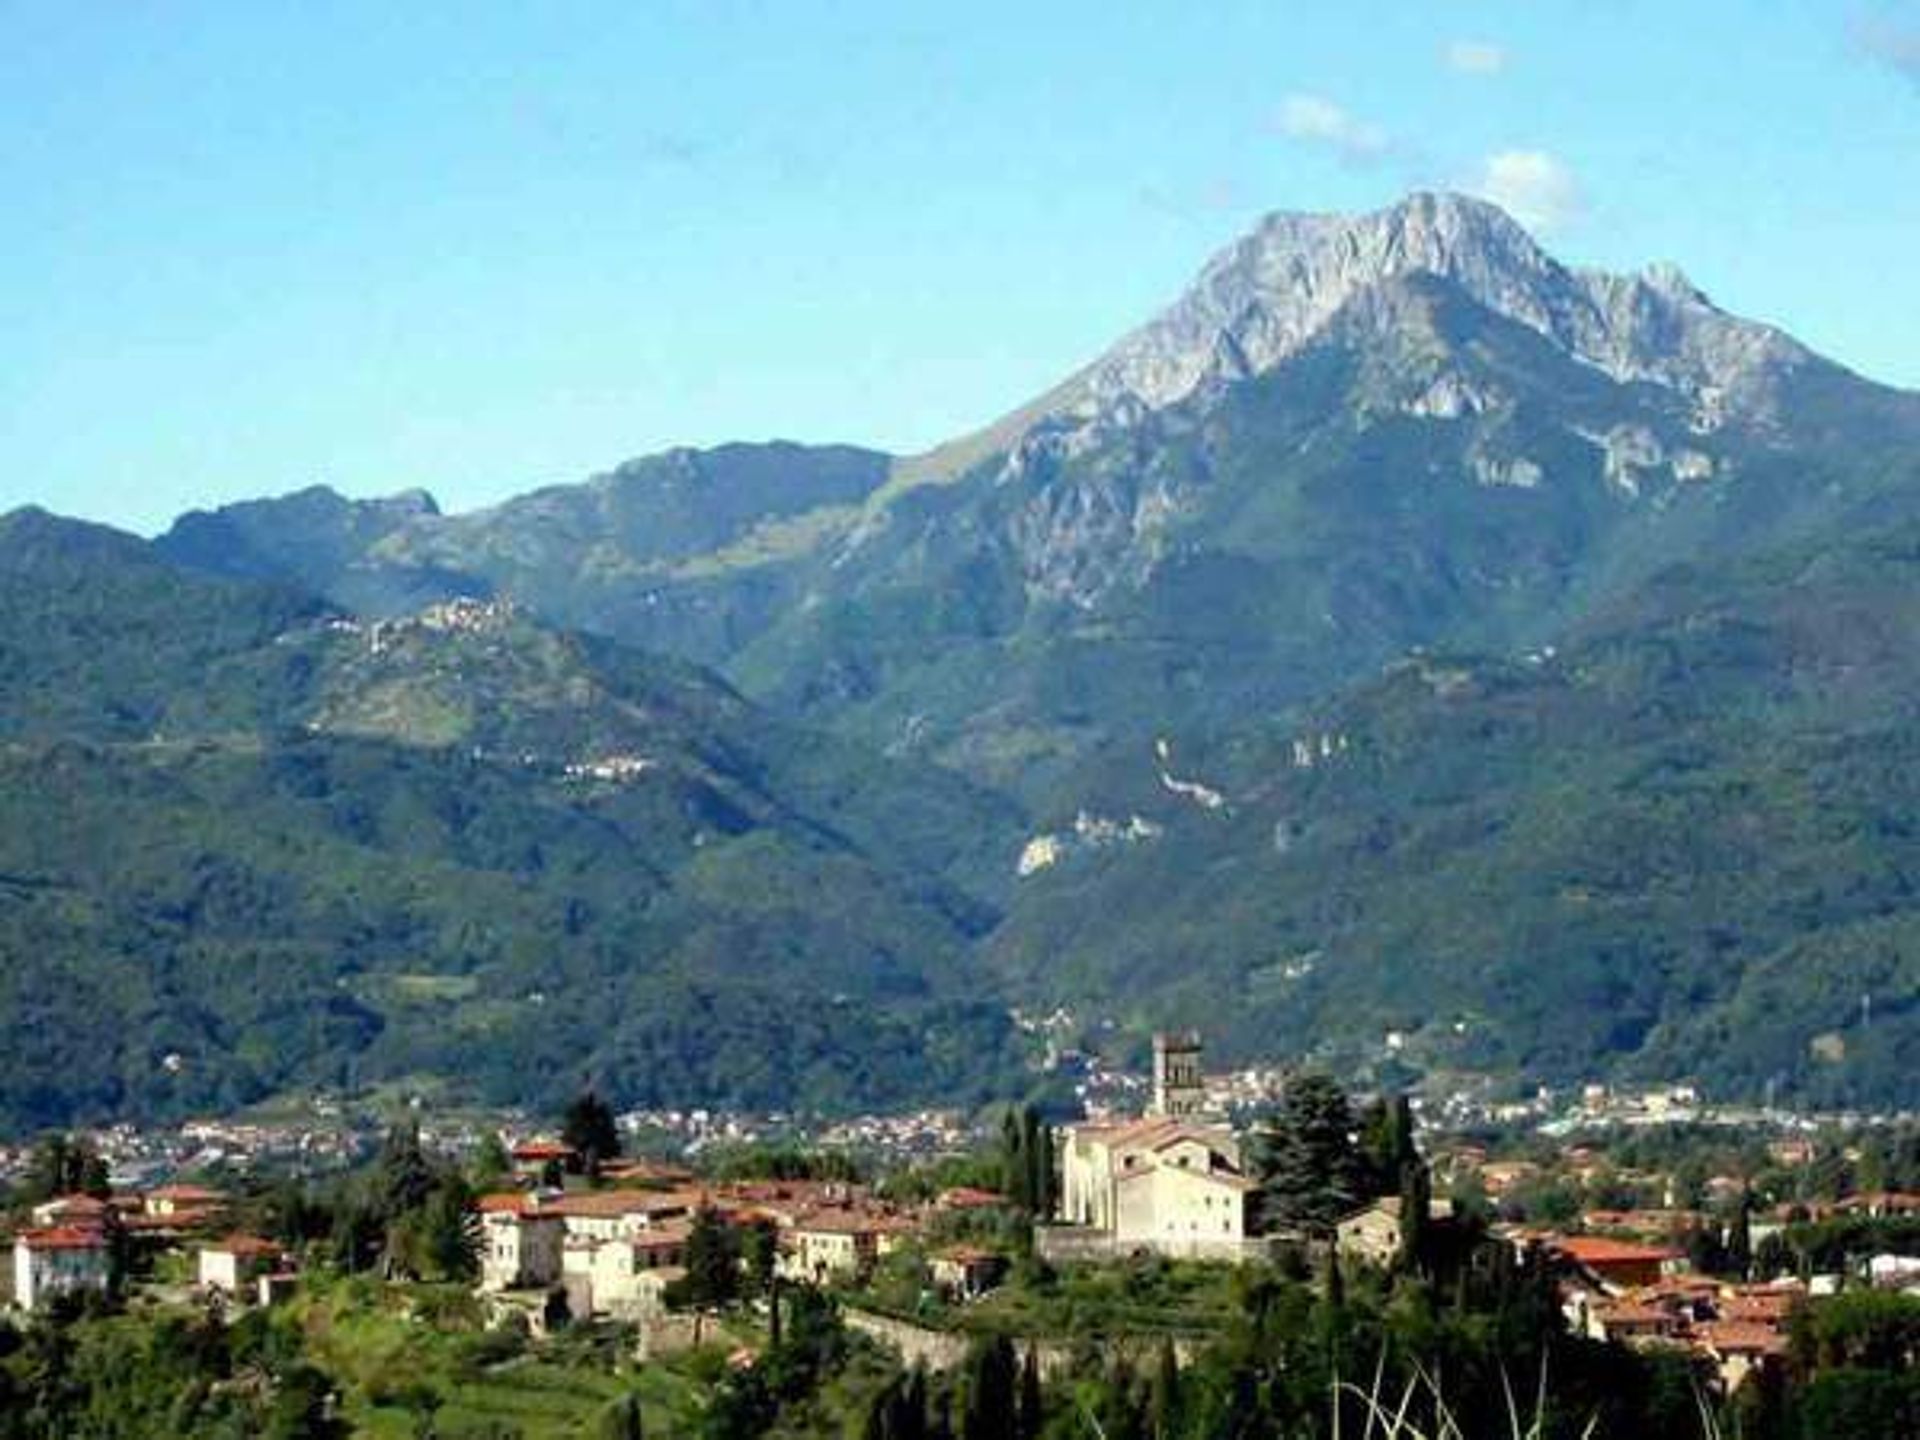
top-left (1036, 1034), bottom-right (1920, 1398)
top-left (475, 1141), bottom-right (1008, 1331)
top-left (7, 1182), bottom-right (291, 1314)
top-left (9, 1032), bottom-right (1914, 1411)
top-left (1546, 1234), bottom-right (1797, 1391)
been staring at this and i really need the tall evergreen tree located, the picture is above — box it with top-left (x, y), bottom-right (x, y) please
top-left (1017, 1347), bottom-right (1044, 1440)
top-left (1396, 1154), bottom-right (1432, 1272)
top-left (1148, 1339), bottom-right (1181, 1440)
top-left (1728, 1187), bottom-right (1754, 1281)
top-left (674, 1206), bottom-right (741, 1309)
top-left (1001, 1108), bottom-right (1028, 1211)
top-left (866, 1370), bottom-right (932, 1440)
top-left (24, 1133), bottom-right (111, 1202)
top-left (374, 1121), bottom-right (435, 1219)
top-left (960, 1335), bottom-right (1018, 1440)
top-left (562, 1089), bottom-right (622, 1177)
top-left (598, 1392), bottom-right (645, 1440)
top-left (1254, 1072), bottom-right (1362, 1234)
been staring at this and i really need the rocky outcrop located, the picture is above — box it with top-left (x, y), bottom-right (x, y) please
top-left (1050, 192), bottom-right (1816, 431)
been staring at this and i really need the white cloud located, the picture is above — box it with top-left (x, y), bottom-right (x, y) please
top-left (1445, 40), bottom-right (1507, 75)
top-left (1470, 150), bottom-right (1585, 231)
top-left (1274, 93), bottom-right (1391, 164)
top-left (1851, 11), bottom-right (1920, 85)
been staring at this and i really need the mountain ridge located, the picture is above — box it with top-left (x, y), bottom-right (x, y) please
top-left (14, 189), bottom-right (1920, 1115)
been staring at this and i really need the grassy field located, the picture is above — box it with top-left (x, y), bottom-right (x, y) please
top-left (288, 1275), bottom-right (735, 1437)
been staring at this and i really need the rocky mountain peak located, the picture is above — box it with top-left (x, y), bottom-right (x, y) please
top-left (1054, 191), bottom-right (1812, 431)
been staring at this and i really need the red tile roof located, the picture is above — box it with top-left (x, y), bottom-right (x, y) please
top-left (205, 1233), bottom-right (283, 1259)
top-left (544, 1188), bottom-right (698, 1220)
top-left (1553, 1236), bottom-right (1683, 1265)
top-left (937, 1187), bottom-right (1007, 1210)
top-left (510, 1140), bottom-right (578, 1161)
top-left (16, 1226), bottom-right (110, 1252)
top-left (149, 1184), bottom-right (228, 1201)
top-left (1697, 1321), bottom-right (1789, 1357)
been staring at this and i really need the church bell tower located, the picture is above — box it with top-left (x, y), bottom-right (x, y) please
top-left (1151, 1031), bottom-right (1204, 1118)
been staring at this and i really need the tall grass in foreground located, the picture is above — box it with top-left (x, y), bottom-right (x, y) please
top-left (1331, 1353), bottom-right (1722, 1440)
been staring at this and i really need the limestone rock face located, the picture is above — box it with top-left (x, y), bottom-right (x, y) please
top-left (1055, 192), bottom-right (1813, 429)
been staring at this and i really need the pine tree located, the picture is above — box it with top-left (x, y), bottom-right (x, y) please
top-left (418, 1181), bottom-right (481, 1281)
top-left (676, 1206), bottom-right (741, 1309)
top-left (375, 1121), bottom-right (435, 1219)
top-left (470, 1133), bottom-right (512, 1190)
top-left (1254, 1072), bottom-right (1362, 1234)
top-left (562, 1089), bottom-right (622, 1177)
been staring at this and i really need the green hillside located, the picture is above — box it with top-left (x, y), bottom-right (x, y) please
top-left (986, 524), bottom-right (1920, 1105)
top-left (0, 509), bottom-right (1025, 1130)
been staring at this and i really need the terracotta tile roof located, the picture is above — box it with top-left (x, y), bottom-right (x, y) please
top-left (1553, 1236), bottom-right (1683, 1266)
top-left (1697, 1321), bottom-right (1788, 1356)
top-left (937, 1187), bottom-right (1007, 1210)
top-left (477, 1191), bottom-right (536, 1216)
top-left (1595, 1298), bottom-right (1679, 1325)
top-left (789, 1206), bottom-right (913, 1236)
top-left (1720, 1289), bottom-right (1801, 1322)
top-left (510, 1140), bottom-right (578, 1161)
top-left (628, 1223), bottom-right (692, 1250)
top-left (544, 1188), bottom-right (696, 1220)
top-left (204, 1233), bottom-right (282, 1259)
top-left (599, 1159), bottom-right (695, 1185)
top-left (148, 1184), bottom-right (228, 1202)
top-left (16, 1226), bottom-right (109, 1252)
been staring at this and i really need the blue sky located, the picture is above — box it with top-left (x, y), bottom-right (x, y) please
top-left (4, 1), bottom-right (1918, 533)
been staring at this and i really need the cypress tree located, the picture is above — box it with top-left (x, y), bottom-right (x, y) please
top-left (1001, 1108), bottom-right (1028, 1211)
top-left (863, 1376), bottom-right (900, 1440)
top-left (598, 1392), bottom-right (644, 1440)
top-left (1396, 1156), bottom-right (1432, 1272)
top-left (960, 1335), bottom-right (1018, 1440)
top-left (1148, 1339), bottom-right (1181, 1439)
top-left (1729, 1187), bottom-right (1754, 1281)
top-left (904, 1367), bottom-right (931, 1440)
top-left (1016, 1347), bottom-right (1044, 1440)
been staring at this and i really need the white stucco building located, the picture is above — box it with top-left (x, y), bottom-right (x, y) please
top-left (1052, 1034), bottom-right (1272, 1261)
top-left (12, 1228), bottom-right (112, 1312)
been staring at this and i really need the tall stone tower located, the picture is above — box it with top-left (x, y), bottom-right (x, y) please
top-left (1151, 1031), bottom-right (1204, 1118)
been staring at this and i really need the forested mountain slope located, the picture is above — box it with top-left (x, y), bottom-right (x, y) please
top-left (0, 508), bottom-right (1025, 1129)
top-left (987, 524), bottom-right (1920, 1106)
